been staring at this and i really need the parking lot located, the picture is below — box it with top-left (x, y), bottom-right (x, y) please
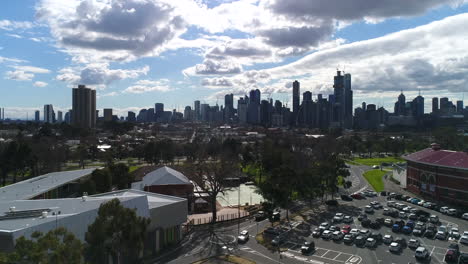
top-left (261, 191), bottom-right (468, 264)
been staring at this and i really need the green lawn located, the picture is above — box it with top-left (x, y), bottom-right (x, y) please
top-left (363, 169), bottom-right (386, 192)
top-left (353, 157), bottom-right (404, 166)
top-left (129, 165), bottom-right (143, 173)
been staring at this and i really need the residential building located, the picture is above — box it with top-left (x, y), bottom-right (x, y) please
top-left (72, 85), bottom-right (96, 128)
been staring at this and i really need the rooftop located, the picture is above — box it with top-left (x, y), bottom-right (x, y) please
top-left (139, 166), bottom-right (191, 186)
top-left (0, 168), bottom-right (97, 201)
top-left (403, 147), bottom-right (468, 170)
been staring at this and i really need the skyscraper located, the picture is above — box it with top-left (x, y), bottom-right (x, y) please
top-left (127, 111), bottom-right (136, 122)
top-left (155, 103), bottom-right (164, 121)
top-left (34, 110), bottom-right (40, 122)
top-left (184, 106), bottom-right (192, 120)
top-left (57, 111), bottom-right (63, 123)
top-left (194, 100), bottom-right (200, 121)
top-left (457, 100), bottom-right (464, 113)
top-left (224, 93), bottom-right (234, 122)
top-left (44, 104), bottom-right (54, 123)
top-left (292, 80), bottom-right (300, 118)
top-left (412, 95), bottom-right (424, 118)
top-left (333, 71), bottom-right (352, 127)
top-left (72, 85), bottom-right (96, 128)
top-left (103, 108), bottom-right (113, 121)
top-left (432, 97), bottom-right (439, 114)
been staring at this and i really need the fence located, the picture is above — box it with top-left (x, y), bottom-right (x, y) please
top-left (190, 211), bottom-right (250, 226)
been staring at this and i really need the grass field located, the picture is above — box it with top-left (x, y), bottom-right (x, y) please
top-left (353, 156), bottom-right (404, 166)
top-left (363, 169), bottom-right (386, 192)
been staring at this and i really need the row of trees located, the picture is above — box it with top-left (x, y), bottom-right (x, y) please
top-left (80, 163), bottom-right (134, 195)
top-left (1, 199), bottom-right (149, 264)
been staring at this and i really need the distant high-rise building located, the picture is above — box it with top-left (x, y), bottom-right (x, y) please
top-left (292, 80), bottom-right (300, 118)
top-left (137, 109), bottom-right (147, 122)
top-left (457, 100), bottom-right (464, 113)
top-left (155, 103), bottom-right (164, 121)
top-left (224, 93), bottom-right (234, 123)
top-left (44, 104), bottom-right (54, 123)
top-left (127, 111), bottom-right (136, 122)
top-left (237, 97), bottom-right (248, 124)
top-left (395, 92), bottom-right (406, 116)
top-left (146, 108), bottom-right (155, 122)
top-left (412, 95), bottom-right (424, 118)
top-left (72, 84), bottom-right (96, 128)
top-left (194, 100), bottom-right (200, 121)
top-left (34, 110), bottom-right (40, 122)
top-left (260, 100), bottom-right (271, 126)
top-left (432, 97), bottom-right (439, 114)
top-left (201, 103), bottom-right (209, 122)
top-left (57, 111), bottom-right (63, 123)
top-left (103, 108), bottom-right (113, 122)
top-left (64, 110), bottom-right (71, 124)
top-left (184, 106), bottom-right (192, 120)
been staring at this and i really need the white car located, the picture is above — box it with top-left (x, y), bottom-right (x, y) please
top-left (408, 239), bottom-right (420, 249)
top-left (383, 234), bottom-right (393, 244)
top-left (350, 229), bottom-right (360, 236)
top-left (399, 211), bottom-right (407, 219)
top-left (365, 238), bottom-right (376, 248)
top-left (429, 215), bottom-right (439, 223)
top-left (238, 230), bottom-right (249, 243)
top-left (319, 222), bottom-right (330, 230)
top-left (460, 231), bottom-right (468, 245)
top-left (333, 213), bottom-right (344, 222)
top-left (447, 209), bottom-right (458, 216)
top-left (415, 247), bottom-right (430, 260)
top-left (321, 230), bottom-right (332, 239)
top-left (389, 242), bottom-right (401, 253)
top-left (423, 202), bottom-right (432, 208)
top-left (359, 229), bottom-right (370, 239)
top-left (365, 206), bottom-right (374, 213)
top-left (462, 213), bottom-right (468, 220)
top-left (402, 206), bottom-right (412, 212)
top-left (440, 206), bottom-right (449, 214)
top-left (417, 200), bottom-right (425, 206)
top-left (450, 227), bottom-right (460, 239)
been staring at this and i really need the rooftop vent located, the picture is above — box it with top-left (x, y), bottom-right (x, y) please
top-left (9, 206), bottom-right (15, 212)
top-left (82, 195), bottom-right (87, 202)
top-left (431, 143), bottom-right (441, 151)
top-left (41, 211), bottom-right (48, 218)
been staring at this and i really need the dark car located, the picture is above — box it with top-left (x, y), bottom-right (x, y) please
top-left (351, 193), bottom-right (364, 199)
top-left (343, 234), bottom-right (355, 244)
top-left (370, 232), bottom-right (383, 243)
top-left (444, 249), bottom-right (459, 262)
top-left (424, 229), bottom-right (436, 238)
top-left (301, 241), bottom-right (315, 254)
top-left (418, 215), bottom-right (428, 222)
top-left (255, 211), bottom-right (267, 221)
top-left (325, 200), bottom-right (339, 206)
top-left (402, 225), bottom-right (412, 234)
top-left (358, 214), bottom-right (367, 221)
top-left (312, 228), bottom-right (322, 238)
top-left (369, 221), bottom-right (381, 229)
top-left (355, 236), bottom-right (366, 247)
top-left (459, 253), bottom-right (468, 264)
top-left (389, 209), bottom-right (399, 218)
top-left (341, 194), bottom-right (353, 201)
top-left (392, 224), bottom-right (401, 232)
top-left (380, 191), bottom-right (388, 196)
top-left (361, 219), bottom-right (371, 228)
top-left (271, 211), bottom-right (281, 221)
top-left (376, 217), bottom-right (385, 225)
top-left (394, 237), bottom-right (407, 248)
top-left (264, 227), bottom-right (280, 236)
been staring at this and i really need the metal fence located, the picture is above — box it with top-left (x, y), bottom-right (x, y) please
top-left (190, 211), bottom-right (250, 225)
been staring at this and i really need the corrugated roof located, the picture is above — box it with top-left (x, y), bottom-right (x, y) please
top-left (140, 166), bottom-right (191, 186)
top-left (0, 168), bottom-right (97, 201)
top-left (403, 148), bottom-right (468, 169)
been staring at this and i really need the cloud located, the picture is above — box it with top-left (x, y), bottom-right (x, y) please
top-left (0, 20), bottom-right (35, 31)
top-left (36, 0), bottom-right (187, 62)
top-left (123, 79), bottom-right (172, 94)
top-left (5, 33), bottom-right (23, 39)
top-left (0, 56), bottom-right (27, 64)
top-left (210, 13), bottom-right (468, 97)
top-left (33, 81), bottom-right (48, 87)
top-left (201, 77), bottom-right (234, 88)
top-left (183, 59), bottom-right (242, 75)
top-left (56, 64), bottom-right (149, 86)
top-left (13, 66), bottom-right (51, 74)
top-left (258, 24), bottom-right (334, 48)
top-left (5, 71), bottom-right (34, 81)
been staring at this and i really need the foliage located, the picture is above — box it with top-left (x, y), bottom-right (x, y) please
top-left (353, 157), bottom-right (404, 166)
top-left (363, 169), bottom-right (386, 192)
top-left (6, 227), bottom-right (84, 264)
top-left (85, 199), bottom-right (150, 264)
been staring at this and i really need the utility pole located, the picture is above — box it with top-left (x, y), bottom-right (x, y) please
top-left (237, 184), bottom-right (241, 234)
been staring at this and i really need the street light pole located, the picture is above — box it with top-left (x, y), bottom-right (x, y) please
top-left (238, 184), bottom-right (241, 234)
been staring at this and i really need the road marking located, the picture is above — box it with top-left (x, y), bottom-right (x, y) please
top-left (332, 253), bottom-right (342, 260)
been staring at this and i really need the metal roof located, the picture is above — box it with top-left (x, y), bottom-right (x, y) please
top-left (403, 148), bottom-right (468, 170)
top-left (0, 168), bottom-right (96, 201)
top-left (135, 166), bottom-right (191, 188)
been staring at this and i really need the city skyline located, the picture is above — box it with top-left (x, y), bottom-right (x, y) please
top-left (2, 1), bottom-right (468, 119)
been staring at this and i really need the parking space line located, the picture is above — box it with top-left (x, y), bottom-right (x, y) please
top-left (332, 252), bottom-right (342, 260)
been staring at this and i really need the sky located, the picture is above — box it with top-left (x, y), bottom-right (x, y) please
top-left (1, 0), bottom-right (468, 119)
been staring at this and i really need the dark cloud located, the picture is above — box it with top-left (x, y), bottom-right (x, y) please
top-left (258, 24), bottom-right (334, 48)
top-left (206, 39), bottom-right (272, 59)
top-left (267, 0), bottom-right (461, 22)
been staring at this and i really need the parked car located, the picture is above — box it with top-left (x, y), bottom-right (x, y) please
top-left (370, 232), bottom-right (382, 243)
top-left (342, 225), bottom-right (351, 234)
top-left (414, 246), bottom-right (430, 260)
top-left (408, 213), bottom-right (418, 220)
top-left (255, 211), bottom-right (267, 221)
top-left (394, 237), bottom-right (407, 248)
top-left (389, 242), bottom-right (401, 253)
top-left (312, 228), bottom-right (322, 238)
top-left (387, 201), bottom-right (396, 208)
top-left (365, 205), bottom-right (374, 214)
top-left (384, 218), bottom-right (394, 227)
top-left (449, 227), bottom-right (460, 239)
top-left (333, 213), bottom-right (344, 223)
top-left (436, 225), bottom-right (448, 240)
top-left (319, 222), bottom-right (330, 231)
top-left (440, 206), bottom-right (449, 214)
top-left (343, 234), bottom-right (355, 244)
top-left (343, 215), bottom-right (353, 223)
top-left (408, 238), bottom-right (420, 249)
top-left (460, 231), bottom-right (468, 245)
top-left (429, 215), bottom-right (439, 224)
top-left (359, 229), bottom-right (370, 239)
top-left (383, 234), bottom-right (393, 244)
top-left (271, 235), bottom-right (286, 246)
top-left (392, 224), bottom-right (402, 232)
top-left (358, 213), bottom-right (367, 221)
top-left (351, 193), bottom-right (364, 199)
top-left (462, 213), bottom-right (468, 220)
top-left (361, 219), bottom-right (371, 228)
top-left (412, 222), bottom-right (426, 236)
top-left (301, 241), bottom-right (315, 254)
top-left (332, 231), bottom-right (344, 241)
top-left (355, 236), bottom-right (366, 247)
top-left (424, 224), bottom-right (436, 238)
top-left (370, 201), bottom-right (382, 209)
top-left (271, 211), bottom-right (280, 221)
top-left (369, 221), bottom-right (381, 229)
top-left (365, 237), bottom-right (376, 248)
top-left (399, 211), bottom-right (407, 219)
top-left (444, 243), bottom-right (460, 262)
top-left (447, 208), bottom-right (458, 216)
top-left (329, 225), bottom-right (340, 232)
top-left (321, 230), bottom-right (332, 239)
top-left (402, 225), bottom-right (412, 234)
top-left (459, 253), bottom-right (468, 264)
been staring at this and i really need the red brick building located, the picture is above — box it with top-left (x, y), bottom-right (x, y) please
top-left (403, 143), bottom-right (468, 207)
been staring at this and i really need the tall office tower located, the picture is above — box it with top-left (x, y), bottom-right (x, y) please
top-left (301, 91), bottom-right (315, 126)
top-left (127, 111), bottom-right (136, 122)
top-left (57, 111), bottom-right (63, 123)
top-left (224, 93), bottom-right (234, 122)
top-left (457, 100), bottom-right (464, 113)
top-left (237, 97), bottom-right (248, 124)
top-left (274, 100), bottom-right (282, 113)
top-left (362, 102), bottom-right (367, 111)
top-left (146, 108), bottom-right (155, 122)
top-left (194, 100), bottom-right (200, 121)
top-left (184, 106), bottom-right (192, 120)
top-left (432, 97), bottom-right (439, 114)
top-left (412, 95), bottom-right (424, 119)
top-left (344, 73), bottom-right (353, 128)
top-left (154, 103), bottom-right (164, 121)
top-left (247, 89), bottom-right (260, 124)
top-left (292, 80), bottom-right (300, 119)
top-left (201, 103), bottom-right (209, 122)
top-left (333, 71), bottom-right (345, 126)
top-left (64, 110), bottom-right (71, 124)
top-left (103, 108), bottom-right (113, 121)
top-left (34, 110), bottom-right (40, 122)
top-left (439, 97), bottom-right (449, 114)
top-left (72, 84), bottom-right (96, 128)
top-left (260, 100), bottom-right (271, 126)
top-left (44, 104), bottom-right (54, 123)
top-left (394, 92), bottom-right (406, 116)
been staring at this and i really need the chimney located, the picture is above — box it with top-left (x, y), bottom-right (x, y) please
top-left (431, 143), bottom-right (441, 151)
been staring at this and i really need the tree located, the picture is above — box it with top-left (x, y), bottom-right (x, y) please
top-left (85, 199), bottom-right (150, 264)
top-left (109, 163), bottom-right (133, 189)
top-left (188, 153), bottom-right (238, 224)
top-left (6, 227), bottom-right (84, 264)
top-left (91, 168), bottom-right (112, 193)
